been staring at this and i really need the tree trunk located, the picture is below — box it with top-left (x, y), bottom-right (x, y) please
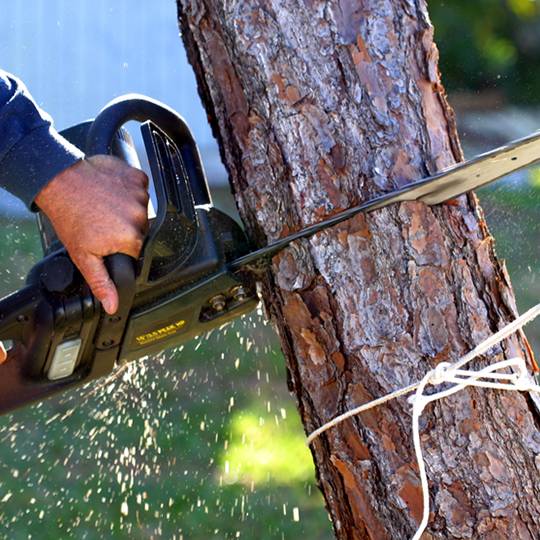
top-left (177, 2), bottom-right (540, 538)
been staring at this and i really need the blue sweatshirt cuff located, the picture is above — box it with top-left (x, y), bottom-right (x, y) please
top-left (0, 124), bottom-right (84, 210)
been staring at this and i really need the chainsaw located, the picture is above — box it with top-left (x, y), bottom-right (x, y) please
top-left (0, 94), bottom-right (538, 415)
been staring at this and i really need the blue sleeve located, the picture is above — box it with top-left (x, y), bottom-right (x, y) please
top-left (0, 70), bottom-right (84, 210)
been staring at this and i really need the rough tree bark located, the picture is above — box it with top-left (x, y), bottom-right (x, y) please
top-left (177, 2), bottom-right (540, 538)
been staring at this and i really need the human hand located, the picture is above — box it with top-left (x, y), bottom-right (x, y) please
top-left (35, 155), bottom-right (149, 314)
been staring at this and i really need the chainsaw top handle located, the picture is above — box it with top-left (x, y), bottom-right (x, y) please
top-left (86, 93), bottom-right (211, 207)
top-left (86, 94), bottom-right (212, 289)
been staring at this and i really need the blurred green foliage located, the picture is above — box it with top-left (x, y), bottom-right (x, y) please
top-left (478, 178), bottom-right (540, 353)
top-left (220, 405), bottom-right (314, 485)
top-left (430, 0), bottom-right (540, 102)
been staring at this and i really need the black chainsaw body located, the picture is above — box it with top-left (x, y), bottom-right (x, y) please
top-left (0, 96), bottom-right (258, 414)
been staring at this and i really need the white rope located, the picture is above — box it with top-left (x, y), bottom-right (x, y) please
top-left (306, 303), bottom-right (540, 539)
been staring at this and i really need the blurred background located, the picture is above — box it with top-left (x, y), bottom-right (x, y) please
top-left (0, 1), bottom-right (538, 538)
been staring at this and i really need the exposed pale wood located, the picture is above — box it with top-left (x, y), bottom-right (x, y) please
top-left (177, 2), bottom-right (540, 538)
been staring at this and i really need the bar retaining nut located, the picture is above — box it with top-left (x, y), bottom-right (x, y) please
top-left (209, 294), bottom-right (227, 312)
top-left (230, 285), bottom-right (248, 302)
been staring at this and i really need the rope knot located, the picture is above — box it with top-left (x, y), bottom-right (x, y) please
top-left (511, 359), bottom-right (535, 391)
top-left (429, 361), bottom-right (453, 386)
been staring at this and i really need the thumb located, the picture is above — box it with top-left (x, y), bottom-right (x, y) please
top-left (77, 253), bottom-right (119, 315)
top-left (0, 341), bottom-right (6, 364)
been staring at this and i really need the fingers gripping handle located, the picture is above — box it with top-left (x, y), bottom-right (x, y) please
top-left (104, 254), bottom-right (136, 314)
top-left (85, 93), bottom-right (210, 307)
top-left (85, 97), bottom-right (167, 311)
top-left (98, 255), bottom-right (136, 350)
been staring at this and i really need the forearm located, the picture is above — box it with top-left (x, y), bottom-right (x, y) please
top-left (0, 70), bottom-right (84, 210)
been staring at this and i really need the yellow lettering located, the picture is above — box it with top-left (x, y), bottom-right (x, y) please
top-left (135, 320), bottom-right (187, 346)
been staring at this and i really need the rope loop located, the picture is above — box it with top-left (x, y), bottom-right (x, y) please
top-left (306, 304), bottom-right (540, 540)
